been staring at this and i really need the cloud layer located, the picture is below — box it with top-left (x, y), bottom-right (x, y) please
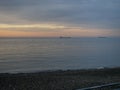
top-left (0, 0), bottom-right (120, 37)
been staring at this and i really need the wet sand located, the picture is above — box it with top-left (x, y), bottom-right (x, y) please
top-left (0, 67), bottom-right (120, 90)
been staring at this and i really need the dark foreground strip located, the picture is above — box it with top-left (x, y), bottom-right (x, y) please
top-left (76, 82), bottom-right (120, 90)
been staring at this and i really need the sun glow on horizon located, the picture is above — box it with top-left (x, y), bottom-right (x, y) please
top-left (0, 24), bottom-right (118, 37)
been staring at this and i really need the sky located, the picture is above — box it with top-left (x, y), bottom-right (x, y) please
top-left (0, 0), bottom-right (120, 37)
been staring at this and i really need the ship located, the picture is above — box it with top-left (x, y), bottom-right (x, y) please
top-left (59, 36), bottom-right (71, 39)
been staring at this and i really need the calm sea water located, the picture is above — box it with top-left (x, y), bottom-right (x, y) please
top-left (0, 37), bottom-right (120, 73)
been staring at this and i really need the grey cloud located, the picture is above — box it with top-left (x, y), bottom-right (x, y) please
top-left (0, 0), bottom-right (120, 30)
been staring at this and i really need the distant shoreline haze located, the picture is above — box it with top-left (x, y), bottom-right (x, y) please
top-left (0, 36), bottom-right (120, 39)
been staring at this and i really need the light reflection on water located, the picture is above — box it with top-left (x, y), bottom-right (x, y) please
top-left (0, 37), bottom-right (120, 73)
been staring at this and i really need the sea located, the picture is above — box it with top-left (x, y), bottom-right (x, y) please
top-left (0, 37), bottom-right (120, 73)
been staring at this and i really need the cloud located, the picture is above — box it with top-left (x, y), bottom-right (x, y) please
top-left (0, 24), bottom-right (65, 29)
top-left (0, 0), bottom-right (120, 32)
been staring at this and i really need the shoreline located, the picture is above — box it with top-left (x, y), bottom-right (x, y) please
top-left (0, 67), bottom-right (120, 90)
top-left (0, 66), bottom-right (119, 74)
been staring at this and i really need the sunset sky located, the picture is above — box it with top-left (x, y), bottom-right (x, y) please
top-left (0, 0), bottom-right (120, 37)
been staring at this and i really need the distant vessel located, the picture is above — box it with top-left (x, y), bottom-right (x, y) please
top-left (98, 37), bottom-right (107, 38)
top-left (59, 36), bottom-right (71, 39)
